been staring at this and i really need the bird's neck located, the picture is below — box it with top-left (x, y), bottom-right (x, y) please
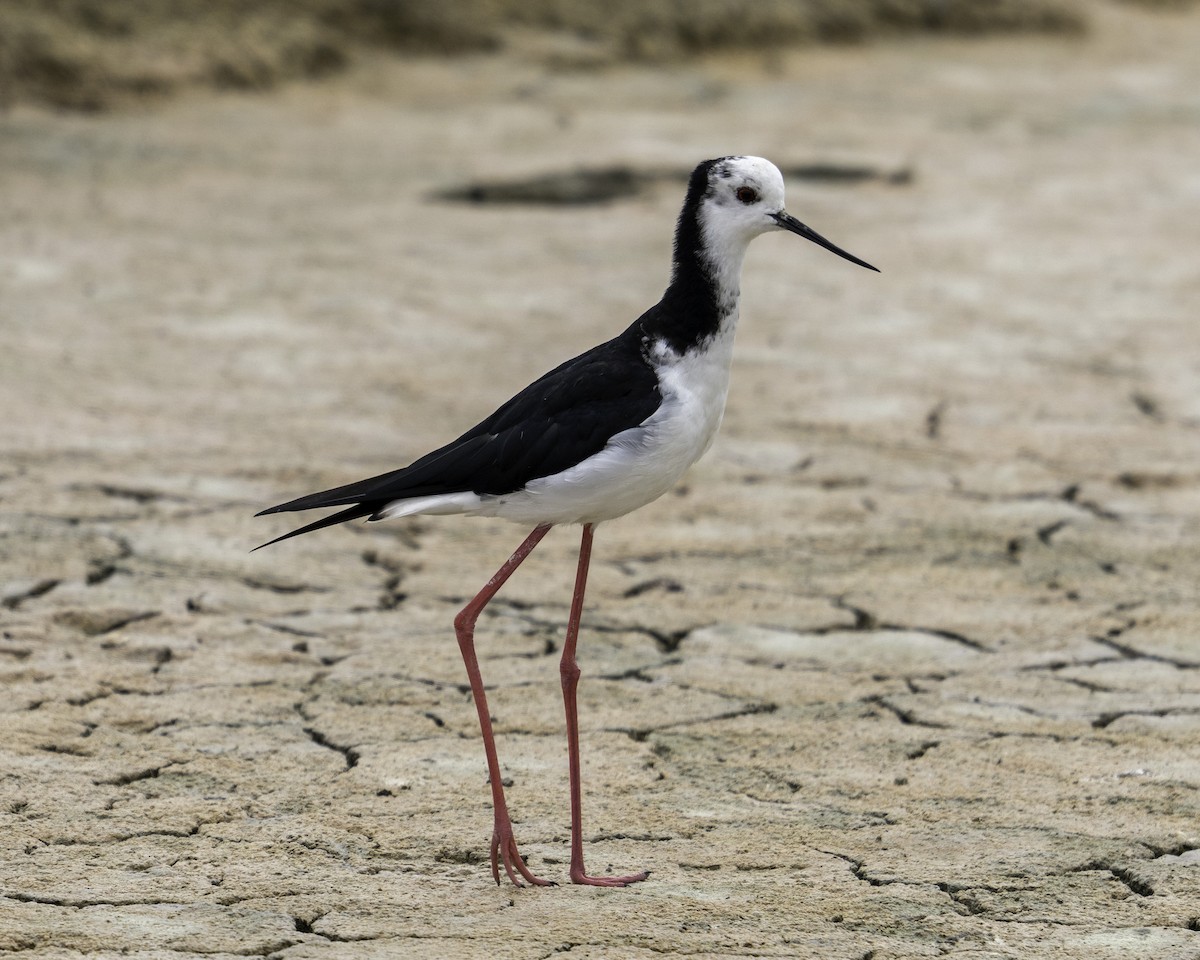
top-left (651, 213), bottom-right (748, 355)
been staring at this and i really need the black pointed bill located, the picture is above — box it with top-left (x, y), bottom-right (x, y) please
top-left (771, 211), bottom-right (879, 273)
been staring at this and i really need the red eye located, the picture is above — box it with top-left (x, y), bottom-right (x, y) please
top-left (735, 186), bottom-right (758, 204)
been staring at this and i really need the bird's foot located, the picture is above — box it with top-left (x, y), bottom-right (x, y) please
top-left (569, 866), bottom-right (651, 888)
top-left (490, 824), bottom-right (554, 887)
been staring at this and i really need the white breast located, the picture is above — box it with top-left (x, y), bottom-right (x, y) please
top-left (645, 323), bottom-right (738, 471)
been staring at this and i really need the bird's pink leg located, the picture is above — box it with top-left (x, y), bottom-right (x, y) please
top-left (560, 523), bottom-right (650, 887)
top-left (454, 524), bottom-right (554, 887)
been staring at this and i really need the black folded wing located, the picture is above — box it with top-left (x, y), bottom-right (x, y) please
top-left (255, 327), bottom-right (661, 547)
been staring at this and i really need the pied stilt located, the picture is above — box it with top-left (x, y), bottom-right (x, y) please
top-left (257, 156), bottom-right (878, 887)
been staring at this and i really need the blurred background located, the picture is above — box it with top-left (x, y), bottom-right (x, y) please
top-left (1, 0), bottom-right (1098, 112)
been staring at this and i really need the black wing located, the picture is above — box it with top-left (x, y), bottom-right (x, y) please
top-left (255, 325), bottom-right (661, 547)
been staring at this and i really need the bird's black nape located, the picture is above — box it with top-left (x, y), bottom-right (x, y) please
top-left (652, 158), bottom-right (738, 352)
top-left (671, 157), bottom-right (737, 277)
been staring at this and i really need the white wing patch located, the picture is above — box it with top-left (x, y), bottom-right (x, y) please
top-left (373, 491), bottom-right (484, 521)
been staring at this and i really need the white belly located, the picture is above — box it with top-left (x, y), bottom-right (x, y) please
top-left (477, 326), bottom-right (737, 525)
top-left (375, 325), bottom-right (739, 527)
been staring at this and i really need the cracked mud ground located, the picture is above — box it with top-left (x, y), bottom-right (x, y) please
top-left (3, 7), bottom-right (1200, 959)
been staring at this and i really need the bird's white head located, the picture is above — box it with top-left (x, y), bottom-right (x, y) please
top-left (697, 156), bottom-right (788, 246)
top-left (690, 156), bottom-right (879, 275)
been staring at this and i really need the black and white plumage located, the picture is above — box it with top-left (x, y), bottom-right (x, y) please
top-left (257, 156), bottom-right (877, 887)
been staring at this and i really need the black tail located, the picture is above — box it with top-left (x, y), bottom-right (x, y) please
top-left (252, 502), bottom-right (377, 551)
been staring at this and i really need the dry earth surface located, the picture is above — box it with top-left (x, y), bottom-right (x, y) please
top-left (3, 5), bottom-right (1200, 958)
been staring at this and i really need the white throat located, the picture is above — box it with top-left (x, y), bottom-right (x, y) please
top-left (698, 208), bottom-right (758, 322)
